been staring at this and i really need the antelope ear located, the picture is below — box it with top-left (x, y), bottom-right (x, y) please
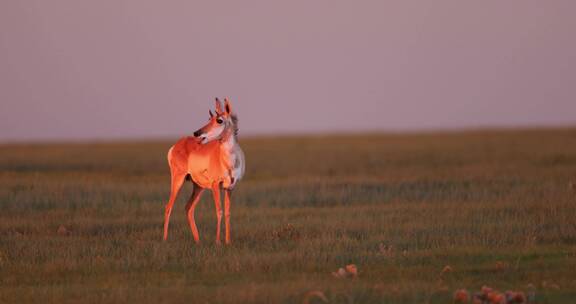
top-left (209, 110), bottom-right (214, 118)
top-left (214, 98), bottom-right (223, 114)
top-left (224, 97), bottom-right (233, 115)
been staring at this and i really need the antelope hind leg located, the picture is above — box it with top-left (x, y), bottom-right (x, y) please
top-left (163, 172), bottom-right (186, 241)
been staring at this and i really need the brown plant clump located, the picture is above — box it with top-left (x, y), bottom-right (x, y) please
top-left (302, 290), bottom-right (328, 304)
top-left (453, 289), bottom-right (470, 303)
top-left (465, 286), bottom-right (531, 304)
top-left (441, 265), bottom-right (453, 276)
top-left (272, 223), bottom-right (301, 241)
top-left (332, 264), bottom-right (358, 279)
top-left (494, 261), bottom-right (509, 272)
top-left (57, 225), bottom-right (70, 236)
top-left (505, 290), bottom-right (527, 304)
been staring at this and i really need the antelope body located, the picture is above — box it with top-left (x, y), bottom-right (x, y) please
top-left (163, 98), bottom-right (245, 244)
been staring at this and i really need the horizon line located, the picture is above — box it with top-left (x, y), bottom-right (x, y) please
top-left (1, 123), bottom-right (575, 145)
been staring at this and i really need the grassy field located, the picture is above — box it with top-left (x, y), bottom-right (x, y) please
top-left (1, 128), bottom-right (575, 303)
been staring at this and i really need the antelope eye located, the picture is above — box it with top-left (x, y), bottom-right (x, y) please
top-left (216, 118), bottom-right (223, 124)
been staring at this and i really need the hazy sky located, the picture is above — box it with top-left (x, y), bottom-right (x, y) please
top-left (1, 1), bottom-right (575, 141)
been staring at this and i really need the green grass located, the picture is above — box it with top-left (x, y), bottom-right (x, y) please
top-left (1, 128), bottom-right (576, 303)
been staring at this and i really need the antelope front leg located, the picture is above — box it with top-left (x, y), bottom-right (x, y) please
top-left (211, 183), bottom-right (223, 245)
top-left (185, 184), bottom-right (204, 244)
top-left (224, 189), bottom-right (232, 245)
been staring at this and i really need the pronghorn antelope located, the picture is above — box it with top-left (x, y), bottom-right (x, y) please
top-left (163, 98), bottom-right (245, 244)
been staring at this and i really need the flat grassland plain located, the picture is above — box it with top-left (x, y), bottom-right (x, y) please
top-left (1, 129), bottom-right (575, 303)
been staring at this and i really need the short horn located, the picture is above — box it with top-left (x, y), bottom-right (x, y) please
top-left (214, 97), bottom-right (223, 114)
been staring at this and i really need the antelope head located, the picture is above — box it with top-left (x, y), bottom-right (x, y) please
top-left (193, 97), bottom-right (237, 144)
